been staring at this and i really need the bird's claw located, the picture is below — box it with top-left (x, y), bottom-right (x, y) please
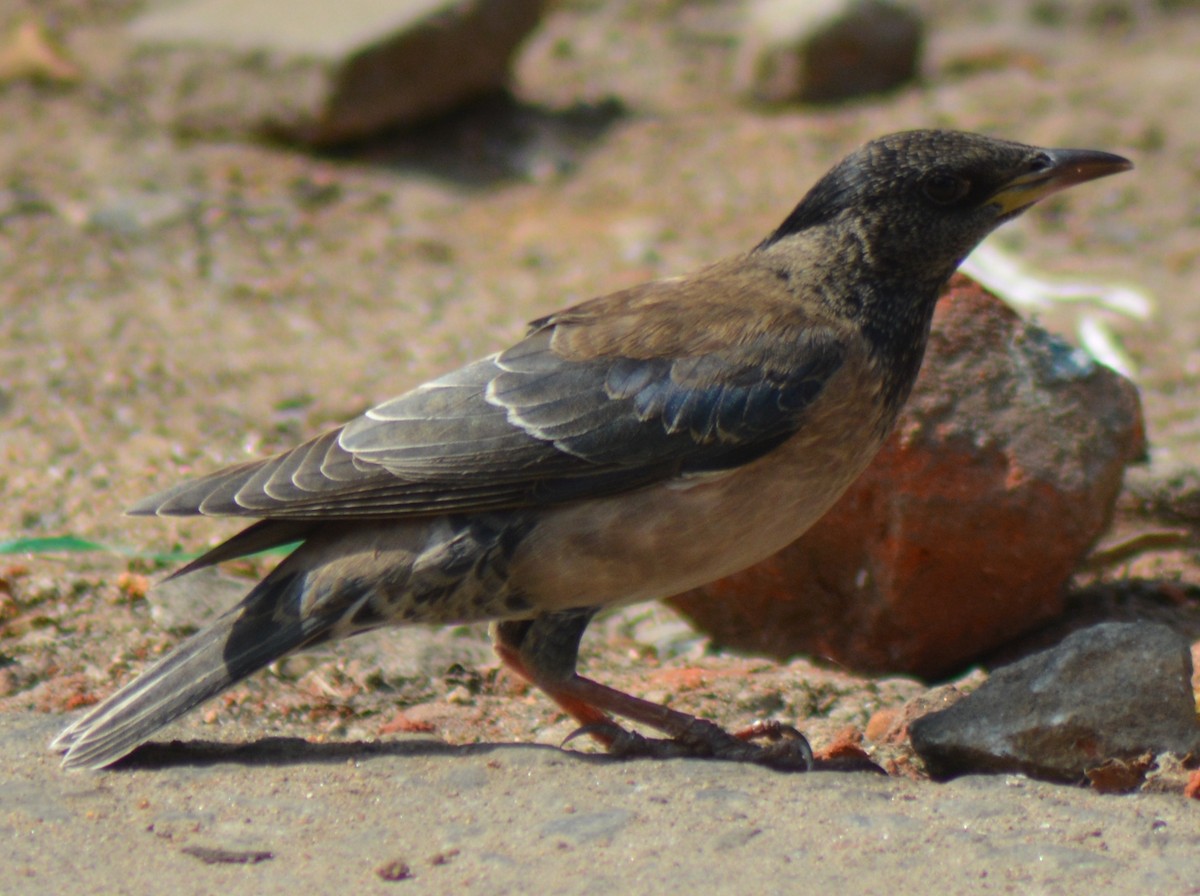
top-left (734, 719), bottom-right (806, 743)
top-left (560, 721), bottom-right (620, 748)
top-left (562, 718), bottom-right (812, 772)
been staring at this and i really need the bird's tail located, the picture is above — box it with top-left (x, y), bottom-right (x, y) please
top-left (51, 569), bottom-right (333, 770)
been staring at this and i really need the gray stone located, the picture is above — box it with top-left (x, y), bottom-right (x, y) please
top-left (126, 0), bottom-right (546, 145)
top-left (909, 622), bottom-right (1200, 782)
top-left (737, 0), bottom-right (923, 104)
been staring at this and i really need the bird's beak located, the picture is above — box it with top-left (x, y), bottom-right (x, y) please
top-left (988, 148), bottom-right (1133, 216)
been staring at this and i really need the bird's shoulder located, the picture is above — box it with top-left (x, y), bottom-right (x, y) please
top-left (528, 252), bottom-right (865, 364)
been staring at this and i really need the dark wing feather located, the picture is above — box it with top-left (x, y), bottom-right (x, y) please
top-left (130, 309), bottom-right (846, 522)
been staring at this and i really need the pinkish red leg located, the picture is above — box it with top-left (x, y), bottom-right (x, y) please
top-left (492, 611), bottom-right (812, 771)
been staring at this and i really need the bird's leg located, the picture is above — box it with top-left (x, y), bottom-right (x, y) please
top-left (493, 609), bottom-right (614, 735)
top-left (491, 610), bottom-right (812, 771)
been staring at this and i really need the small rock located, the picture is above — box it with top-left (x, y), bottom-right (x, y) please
top-left (908, 622), bottom-right (1200, 783)
top-left (737, 0), bottom-right (923, 104)
top-left (865, 679), bottom-right (977, 745)
top-left (669, 276), bottom-right (1146, 678)
top-left (375, 859), bottom-right (414, 881)
top-left (1186, 768), bottom-right (1200, 799)
top-left (126, 0), bottom-right (545, 145)
top-left (1085, 755), bottom-right (1155, 793)
top-left (0, 19), bottom-right (81, 85)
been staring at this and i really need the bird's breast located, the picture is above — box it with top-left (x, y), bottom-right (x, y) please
top-left (508, 359), bottom-right (897, 609)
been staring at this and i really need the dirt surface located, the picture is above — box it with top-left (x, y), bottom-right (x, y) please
top-left (6, 711), bottom-right (1200, 895)
top-left (3, 0), bottom-right (1200, 892)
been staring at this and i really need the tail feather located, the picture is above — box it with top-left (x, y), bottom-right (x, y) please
top-left (53, 571), bottom-right (330, 770)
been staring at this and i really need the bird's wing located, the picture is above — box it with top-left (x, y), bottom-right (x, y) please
top-left (130, 278), bottom-right (847, 522)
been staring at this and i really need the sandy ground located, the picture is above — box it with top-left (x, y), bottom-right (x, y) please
top-left (6, 712), bottom-right (1200, 895)
top-left (3, 0), bottom-right (1200, 892)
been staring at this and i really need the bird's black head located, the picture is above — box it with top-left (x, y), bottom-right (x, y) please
top-left (757, 129), bottom-right (1131, 409)
top-left (759, 129), bottom-right (1131, 292)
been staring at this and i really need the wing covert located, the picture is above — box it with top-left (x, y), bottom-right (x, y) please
top-left (131, 312), bottom-right (847, 520)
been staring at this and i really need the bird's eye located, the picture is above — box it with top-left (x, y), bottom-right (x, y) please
top-left (922, 172), bottom-right (971, 205)
top-left (1026, 153), bottom-right (1052, 173)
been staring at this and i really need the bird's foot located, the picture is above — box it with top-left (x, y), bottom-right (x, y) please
top-left (565, 717), bottom-right (812, 772)
top-left (732, 719), bottom-right (807, 744)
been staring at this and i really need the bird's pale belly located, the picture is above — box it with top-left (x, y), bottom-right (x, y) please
top-left (510, 379), bottom-right (893, 610)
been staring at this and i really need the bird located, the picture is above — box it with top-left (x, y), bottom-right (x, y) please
top-left (52, 130), bottom-right (1131, 771)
